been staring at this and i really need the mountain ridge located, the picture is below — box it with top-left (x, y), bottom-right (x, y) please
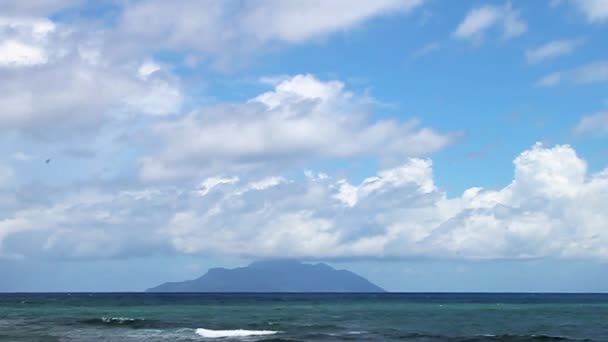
top-left (147, 259), bottom-right (385, 292)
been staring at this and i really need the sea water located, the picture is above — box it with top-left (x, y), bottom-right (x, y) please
top-left (0, 293), bottom-right (606, 341)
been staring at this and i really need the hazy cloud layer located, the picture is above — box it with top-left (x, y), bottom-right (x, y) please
top-left (525, 38), bottom-right (583, 64)
top-left (536, 60), bottom-right (608, 87)
top-left (574, 112), bottom-right (608, 136)
top-left (118, 0), bottom-right (424, 67)
top-left (572, 0), bottom-right (608, 22)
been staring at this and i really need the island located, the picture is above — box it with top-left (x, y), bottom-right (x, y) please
top-left (146, 259), bottom-right (385, 292)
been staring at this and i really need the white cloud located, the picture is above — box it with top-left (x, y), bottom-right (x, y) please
top-left (304, 171), bottom-right (329, 181)
top-left (535, 72), bottom-right (562, 87)
top-left (334, 158), bottom-right (436, 208)
top-left (252, 74), bottom-right (347, 109)
top-left (124, 79), bottom-right (183, 116)
top-left (572, 0), bottom-right (608, 22)
top-left (535, 60), bottom-right (608, 87)
top-left (411, 41), bottom-right (440, 59)
top-left (139, 74), bottom-right (454, 181)
top-left (119, 0), bottom-right (424, 67)
top-left (0, 16), bottom-right (56, 36)
top-left (0, 188), bottom-right (174, 259)
top-left (2, 1), bottom-right (607, 265)
top-left (0, 61), bottom-right (183, 136)
top-left (0, 18), bottom-right (183, 138)
top-left (454, 6), bottom-right (500, 38)
top-left (196, 177), bottom-right (240, 196)
top-left (247, 177), bottom-right (287, 191)
top-left (137, 59), bottom-right (161, 79)
top-left (0, 39), bottom-right (48, 66)
top-left (502, 5), bottom-right (527, 38)
top-left (12, 152), bottom-right (35, 161)
top-left (574, 112), bottom-right (608, 136)
top-left (454, 6), bottom-right (502, 40)
top-left (241, 0), bottom-right (423, 43)
top-left (525, 38), bottom-right (583, 64)
top-left (2, 143), bottom-right (608, 261)
top-left (0, 17), bottom-right (55, 67)
top-left (334, 180), bottom-right (359, 207)
top-left (158, 143), bottom-right (608, 260)
top-left (453, 3), bottom-right (526, 42)
top-left (572, 60), bottom-right (608, 83)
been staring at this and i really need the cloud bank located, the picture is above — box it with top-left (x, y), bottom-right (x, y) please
top-left (2, 143), bottom-right (607, 261)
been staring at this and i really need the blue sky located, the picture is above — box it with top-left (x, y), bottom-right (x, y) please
top-left (0, 0), bottom-right (607, 292)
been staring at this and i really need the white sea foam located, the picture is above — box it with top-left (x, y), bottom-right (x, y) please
top-left (101, 317), bottom-right (139, 323)
top-left (195, 328), bottom-right (279, 338)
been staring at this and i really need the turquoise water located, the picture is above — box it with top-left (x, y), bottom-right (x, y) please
top-left (0, 293), bottom-right (607, 341)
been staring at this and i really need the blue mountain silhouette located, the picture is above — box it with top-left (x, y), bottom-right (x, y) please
top-left (147, 259), bottom-right (385, 292)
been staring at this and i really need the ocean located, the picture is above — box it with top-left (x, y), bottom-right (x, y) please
top-left (0, 293), bottom-right (606, 341)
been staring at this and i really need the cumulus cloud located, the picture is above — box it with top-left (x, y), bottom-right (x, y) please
top-left (0, 18), bottom-right (182, 139)
top-left (139, 74), bottom-right (455, 181)
top-left (159, 143), bottom-right (608, 260)
top-left (535, 60), bottom-right (608, 87)
top-left (0, 0), bottom-right (420, 142)
top-left (0, 188), bottom-right (175, 259)
top-left (0, 62), bottom-right (183, 139)
top-left (574, 112), bottom-right (608, 136)
top-left (525, 38), bottom-right (584, 64)
top-left (0, 17), bottom-right (55, 67)
top-left (1, 0), bottom-right (606, 268)
top-left (453, 3), bottom-right (526, 42)
top-left (2, 143), bottom-right (608, 261)
top-left (572, 0), bottom-right (608, 22)
top-left (0, 39), bottom-right (48, 66)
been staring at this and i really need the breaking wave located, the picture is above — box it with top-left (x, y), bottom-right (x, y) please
top-left (195, 328), bottom-right (279, 338)
top-left (79, 317), bottom-right (160, 329)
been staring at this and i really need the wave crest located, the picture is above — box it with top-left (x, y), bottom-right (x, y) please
top-left (79, 317), bottom-right (158, 329)
top-left (195, 328), bottom-right (279, 338)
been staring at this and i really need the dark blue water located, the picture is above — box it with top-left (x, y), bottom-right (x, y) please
top-left (0, 293), bottom-right (606, 341)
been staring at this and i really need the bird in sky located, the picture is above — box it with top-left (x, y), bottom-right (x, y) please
top-left (45, 159), bottom-right (51, 164)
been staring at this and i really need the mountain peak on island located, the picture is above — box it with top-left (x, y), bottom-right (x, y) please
top-left (248, 258), bottom-right (302, 268)
top-left (147, 259), bottom-right (385, 293)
